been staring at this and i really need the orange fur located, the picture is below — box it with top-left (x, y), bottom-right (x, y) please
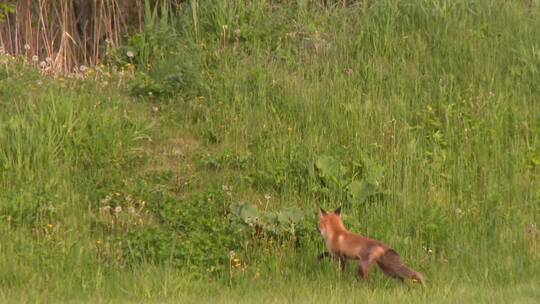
top-left (317, 207), bottom-right (425, 286)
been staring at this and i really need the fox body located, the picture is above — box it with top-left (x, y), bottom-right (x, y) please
top-left (317, 207), bottom-right (425, 286)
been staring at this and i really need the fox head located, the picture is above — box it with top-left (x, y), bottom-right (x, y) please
top-left (318, 206), bottom-right (345, 239)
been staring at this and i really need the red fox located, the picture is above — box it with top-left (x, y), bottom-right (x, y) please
top-left (317, 207), bottom-right (425, 286)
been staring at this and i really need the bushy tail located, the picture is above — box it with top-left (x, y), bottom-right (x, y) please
top-left (377, 249), bottom-right (425, 286)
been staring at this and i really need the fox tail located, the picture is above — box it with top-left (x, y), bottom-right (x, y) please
top-left (377, 249), bottom-right (425, 286)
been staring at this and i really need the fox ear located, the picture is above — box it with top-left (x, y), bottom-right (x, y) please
top-left (334, 206), bottom-right (342, 216)
top-left (319, 207), bottom-right (327, 216)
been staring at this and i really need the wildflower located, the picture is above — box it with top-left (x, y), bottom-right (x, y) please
top-left (100, 205), bottom-right (112, 212)
top-left (100, 195), bottom-right (112, 205)
top-left (79, 65), bottom-right (87, 72)
top-left (264, 194), bottom-right (271, 200)
top-left (96, 240), bottom-right (102, 245)
top-left (126, 50), bottom-right (134, 58)
top-left (32, 55), bottom-right (39, 62)
top-left (222, 24), bottom-right (228, 31)
top-left (115, 206), bottom-right (122, 213)
top-left (47, 223), bottom-right (53, 229)
top-left (24, 44), bottom-right (30, 51)
top-left (287, 127), bottom-right (293, 132)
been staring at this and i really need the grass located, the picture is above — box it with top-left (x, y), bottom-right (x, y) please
top-left (1, 0), bottom-right (540, 302)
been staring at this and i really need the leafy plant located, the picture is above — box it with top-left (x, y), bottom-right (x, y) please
top-left (313, 155), bottom-right (387, 205)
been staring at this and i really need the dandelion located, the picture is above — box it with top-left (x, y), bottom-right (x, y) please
top-left (31, 55), bottom-right (38, 62)
top-left (24, 44), bottom-right (30, 51)
top-left (222, 24), bottom-right (228, 31)
top-left (126, 50), bottom-right (134, 58)
top-left (115, 206), bottom-right (122, 213)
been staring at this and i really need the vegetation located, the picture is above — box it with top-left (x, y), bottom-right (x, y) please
top-left (1, 0), bottom-right (539, 302)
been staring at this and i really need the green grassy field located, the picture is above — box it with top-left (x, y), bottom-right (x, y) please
top-left (1, 0), bottom-right (539, 302)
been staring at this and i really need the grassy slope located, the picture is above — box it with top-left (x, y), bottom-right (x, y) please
top-left (1, 0), bottom-right (540, 302)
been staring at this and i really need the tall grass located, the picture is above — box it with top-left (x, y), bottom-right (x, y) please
top-left (0, 0), bottom-right (182, 74)
top-left (1, 0), bottom-right (539, 302)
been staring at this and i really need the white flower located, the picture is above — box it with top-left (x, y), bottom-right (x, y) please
top-left (99, 206), bottom-right (111, 212)
top-left (31, 55), bottom-right (39, 62)
top-left (24, 44), bottom-right (30, 50)
top-left (114, 206), bottom-right (122, 213)
top-left (100, 195), bottom-right (112, 205)
top-left (79, 65), bottom-right (87, 72)
top-left (264, 194), bottom-right (271, 200)
top-left (126, 50), bottom-right (134, 58)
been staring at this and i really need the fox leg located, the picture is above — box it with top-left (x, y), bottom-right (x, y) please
top-left (339, 256), bottom-right (347, 272)
top-left (316, 251), bottom-right (332, 262)
top-left (317, 252), bottom-right (347, 272)
top-left (357, 259), bottom-right (374, 279)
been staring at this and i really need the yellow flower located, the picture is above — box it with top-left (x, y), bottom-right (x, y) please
top-left (47, 223), bottom-right (53, 229)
